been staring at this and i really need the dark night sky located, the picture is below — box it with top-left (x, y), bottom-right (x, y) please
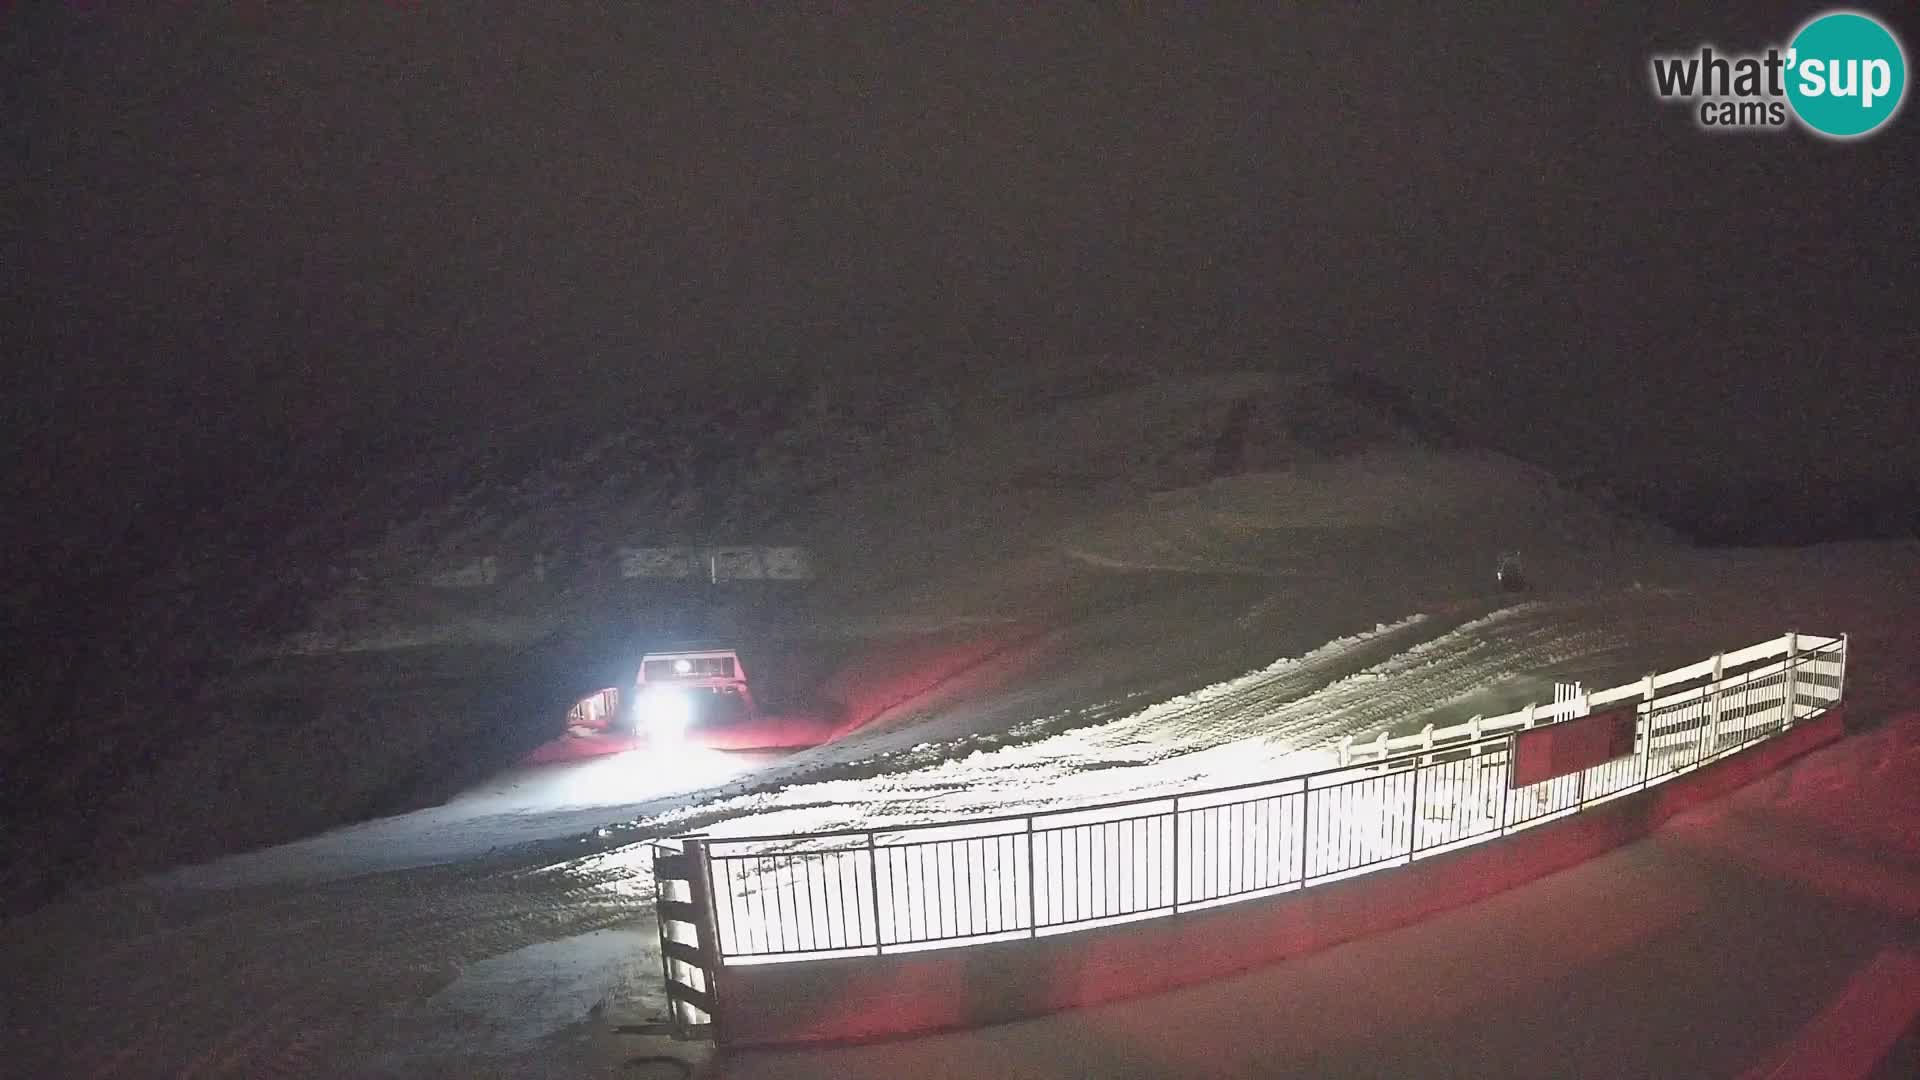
top-left (5, 3), bottom-right (1917, 581)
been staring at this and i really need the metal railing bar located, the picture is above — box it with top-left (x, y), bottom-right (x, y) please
top-left (710, 700), bottom-right (1837, 958)
top-left (1034, 901), bottom-right (1177, 931)
top-left (693, 634), bottom-right (1842, 962)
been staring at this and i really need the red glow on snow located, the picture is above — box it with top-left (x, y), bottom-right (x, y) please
top-left (817, 626), bottom-right (1048, 740)
top-left (524, 626), bottom-right (1047, 764)
top-left (1741, 947), bottom-right (1920, 1080)
top-left (716, 711), bottom-right (1847, 1048)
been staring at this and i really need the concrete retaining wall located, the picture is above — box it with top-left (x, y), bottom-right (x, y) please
top-left (715, 708), bottom-right (1844, 1047)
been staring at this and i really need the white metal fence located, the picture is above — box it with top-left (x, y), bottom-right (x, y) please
top-left (667, 632), bottom-right (1846, 964)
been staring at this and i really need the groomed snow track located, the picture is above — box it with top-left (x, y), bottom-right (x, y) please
top-left (0, 588), bottom-right (1847, 1076)
top-left (633, 600), bottom-right (1630, 841)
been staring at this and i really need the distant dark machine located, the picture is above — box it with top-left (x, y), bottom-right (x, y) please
top-left (564, 687), bottom-right (622, 737)
top-left (629, 648), bottom-right (760, 739)
top-left (561, 648), bottom-right (760, 742)
top-left (1497, 552), bottom-right (1529, 593)
top-left (1209, 398), bottom-right (1255, 477)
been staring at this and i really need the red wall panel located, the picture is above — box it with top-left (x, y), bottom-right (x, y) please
top-left (1510, 707), bottom-right (1638, 787)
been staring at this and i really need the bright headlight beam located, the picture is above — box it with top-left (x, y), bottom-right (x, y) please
top-left (640, 688), bottom-right (693, 742)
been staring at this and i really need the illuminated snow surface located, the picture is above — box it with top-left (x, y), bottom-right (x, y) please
top-left (6, 520), bottom-right (1915, 1076)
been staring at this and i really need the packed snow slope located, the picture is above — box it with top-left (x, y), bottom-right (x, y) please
top-left (4, 366), bottom-right (1672, 912)
top-left (4, 540), bottom-right (1914, 1077)
top-left (714, 640), bottom-right (1920, 1080)
top-left (6, 358), bottom-right (1911, 1078)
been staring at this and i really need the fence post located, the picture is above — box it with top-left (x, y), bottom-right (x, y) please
top-left (866, 832), bottom-right (885, 952)
top-left (1706, 653), bottom-right (1725, 755)
top-left (1407, 756), bottom-right (1422, 859)
top-left (651, 843), bottom-right (674, 1003)
top-left (1338, 735), bottom-right (1353, 766)
top-left (1573, 688), bottom-right (1592, 800)
top-left (1421, 723), bottom-right (1435, 751)
top-left (1299, 784), bottom-right (1313, 882)
top-left (1837, 633), bottom-right (1849, 704)
top-left (1574, 708), bottom-right (1588, 805)
top-left (1523, 702), bottom-right (1536, 728)
top-left (1636, 672), bottom-right (1657, 782)
top-left (1170, 797), bottom-right (1181, 912)
top-left (1781, 631), bottom-right (1798, 729)
top-left (1498, 735), bottom-right (1513, 833)
top-left (1023, 819), bottom-right (1039, 933)
top-left (682, 836), bottom-right (725, 1042)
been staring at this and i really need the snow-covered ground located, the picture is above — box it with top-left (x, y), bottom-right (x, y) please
top-left (713, 683), bottom-right (1920, 1080)
top-left (7, 540), bottom-right (1912, 1077)
top-left (641, 601), bottom-right (1623, 841)
top-left (6, 413), bottom-right (1913, 1078)
top-left (54, 374), bottom-right (1660, 898)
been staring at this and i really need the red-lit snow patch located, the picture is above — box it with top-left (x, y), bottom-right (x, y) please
top-left (524, 625), bottom-right (1049, 764)
top-left (525, 731), bottom-right (649, 764)
top-left (817, 625), bottom-right (1053, 739)
top-left (1741, 947), bottom-right (1920, 1080)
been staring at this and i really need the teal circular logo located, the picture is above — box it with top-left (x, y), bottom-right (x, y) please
top-left (1786, 11), bottom-right (1907, 138)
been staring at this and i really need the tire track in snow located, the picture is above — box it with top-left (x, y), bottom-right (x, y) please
top-left (9, 850), bottom-right (653, 1078)
top-left (635, 600), bottom-right (1629, 840)
top-left (627, 611), bottom-right (1451, 838)
top-left (2, 593), bottom-right (1654, 1077)
top-left (940, 602), bottom-right (1624, 811)
top-left (814, 610), bottom-right (1456, 775)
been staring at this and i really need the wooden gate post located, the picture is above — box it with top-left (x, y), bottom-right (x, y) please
top-left (654, 836), bottom-right (725, 1041)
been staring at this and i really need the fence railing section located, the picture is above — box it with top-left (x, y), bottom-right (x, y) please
top-left (680, 632), bottom-right (1845, 964)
